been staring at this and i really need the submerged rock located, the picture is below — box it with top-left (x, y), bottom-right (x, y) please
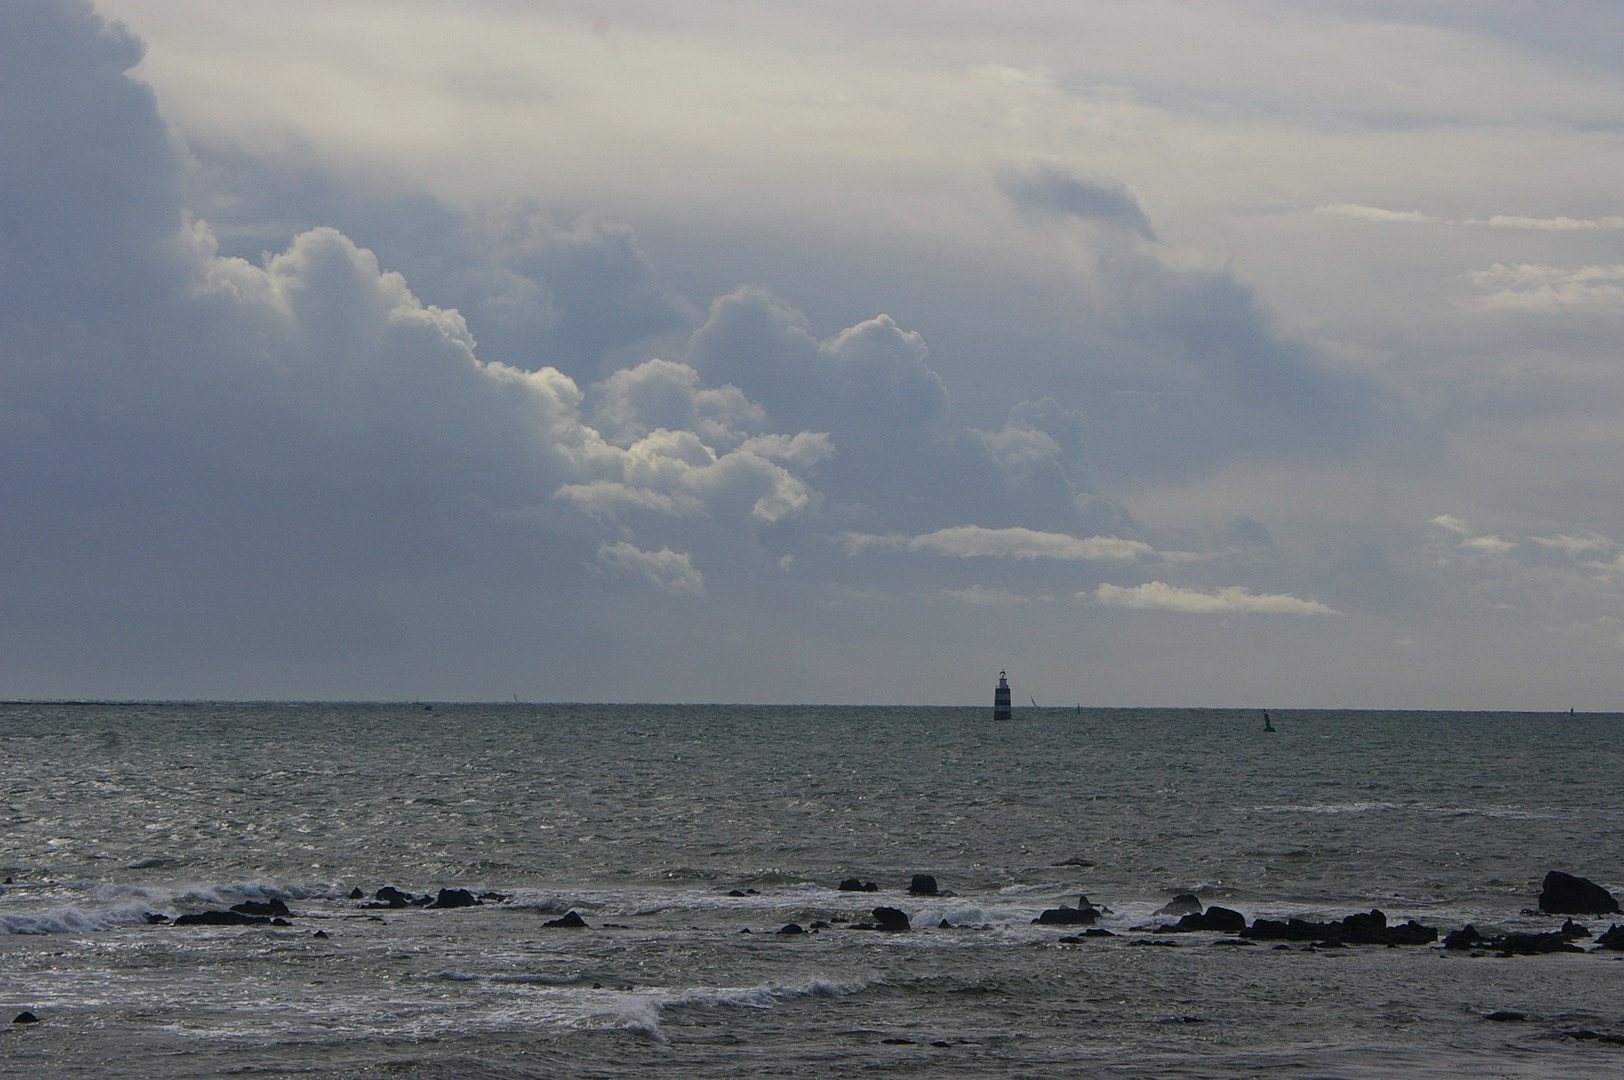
top-left (777, 923), bottom-right (805, 935)
top-left (144, 913), bottom-right (169, 924)
top-left (1538, 871), bottom-right (1620, 915)
top-left (838, 878), bottom-right (879, 892)
top-left (543, 911), bottom-right (589, 928)
top-left (429, 888), bottom-right (479, 909)
top-left (1153, 894), bottom-right (1203, 918)
top-left (907, 875), bottom-right (940, 896)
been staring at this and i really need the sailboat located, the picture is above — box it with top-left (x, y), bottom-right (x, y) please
top-left (1263, 711), bottom-right (1275, 732)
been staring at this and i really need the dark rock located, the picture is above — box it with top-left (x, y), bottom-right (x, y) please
top-left (872, 906), bottom-right (911, 932)
top-left (479, 892), bottom-right (508, 902)
top-left (1173, 906), bottom-right (1246, 933)
top-left (939, 919), bottom-right (953, 928)
top-left (270, 918), bottom-right (291, 926)
top-left (1243, 911), bottom-right (1434, 946)
top-left (777, 923), bottom-right (805, 935)
top-left (411, 894), bottom-right (433, 906)
top-left (727, 889), bottom-right (748, 897)
top-left (374, 887), bottom-right (414, 908)
top-left (1497, 932), bottom-right (1584, 955)
top-left (1052, 857), bottom-right (1095, 867)
top-left (739, 928), bottom-right (751, 933)
top-left (144, 913), bottom-right (169, 924)
top-left (1538, 871), bottom-right (1620, 915)
top-left (347, 887), bottom-right (364, 900)
top-left (1486, 1011), bottom-right (1526, 1022)
top-left (313, 930), bottom-right (329, 938)
top-left (1342, 909), bottom-right (1386, 931)
top-left (838, 878), bottom-right (878, 892)
top-left (1443, 925), bottom-right (1483, 950)
top-left (880, 1037), bottom-right (915, 1045)
top-left (907, 875), bottom-right (940, 896)
top-left (745, 889), bottom-right (760, 895)
top-left (429, 888), bottom-right (479, 909)
top-left (1595, 924), bottom-right (1624, 950)
top-left (810, 920), bottom-right (830, 929)
top-left (1034, 905), bottom-right (1098, 926)
top-left (1560, 919), bottom-right (1590, 939)
top-left (931, 1039), bottom-right (952, 1047)
top-left (1153, 894), bottom-right (1203, 917)
top-left (12, 1012), bottom-right (38, 1024)
top-left (231, 898), bottom-right (290, 918)
top-left (543, 911), bottom-right (589, 928)
top-left (1085, 927), bottom-right (1116, 937)
top-left (1567, 1030), bottom-right (1624, 1046)
top-left (173, 910), bottom-right (271, 927)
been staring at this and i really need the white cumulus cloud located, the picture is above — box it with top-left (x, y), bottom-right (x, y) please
top-left (597, 541), bottom-right (704, 596)
top-left (1089, 581), bottom-right (1339, 615)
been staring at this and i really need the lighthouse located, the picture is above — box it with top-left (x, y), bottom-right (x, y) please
top-left (993, 670), bottom-right (1012, 721)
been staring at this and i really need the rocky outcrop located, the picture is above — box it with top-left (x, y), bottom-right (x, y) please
top-left (1243, 910), bottom-right (1436, 946)
top-left (231, 898), bottom-right (290, 917)
top-left (1153, 894), bottom-right (1202, 917)
top-left (871, 907), bottom-right (911, 931)
top-left (1167, 906), bottom-right (1246, 933)
top-left (429, 888), bottom-right (479, 909)
top-left (838, 878), bottom-right (878, 892)
top-left (1034, 902), bottom-right (1099, 926)
top-left (1538, 871), bottom-right (1620, 915)
top-left (1595, 924), bottom-right (1624, 951)
top-left (1443, 923), bottom-right (1583, 955)
top-left (174, 910), bottom-right (272, 927)
top-left (543, 911), bottom-right (588, 928)
top-left (907, 875), bottom-right (940, 896)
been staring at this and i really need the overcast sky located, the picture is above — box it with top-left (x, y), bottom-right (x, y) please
top-left (4, 0), bottom-right (1623, 706)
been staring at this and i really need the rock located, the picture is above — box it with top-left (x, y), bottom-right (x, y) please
top-left (270, 918), bottom-right (291, 926)
top-left (777, 923), bottom-right (805, 935)
top-left (374, 887), bottom-right (414, 908)
top-left (1560, 919), bottom-right (1590, 939)
top-left (907, 875), bottom-right (940, 896)
top-left (1173, 906), bottom-right (1246, 933)
top-left (411, 894), bottom-right (433, 906)
top-left (173, 910), bottom-right (272, 927)
top-left (1595, 924), bottom-right (1624, 950)
top-left (1242, 911), bottom-right (1433, 946)
top-left (838, 878), bottom-right (876, 892)
top-left (1538, 871), bottom-right (1621, 915)
top-left (727, 889), bottom-right (748, 897)
top-left (1486, 1011), bottom-right (1526, 1022)
top-left (144, 913), bottom-right (169, 924)
top-left (1497, 932), bottom-right (1584, 955)
top-left (231, 898), bottom-right (290, 917)
top-left (13, 1012), bottom-right (39, 1024)
top-left (313, 930), bottom-right (329, 938)
top-left (429, 888), bottom-right (479, 909)
top-left (479, 892), bottom-right (508, 902)
top-left (543, 911), bottom-right (588, 928)
top-left (1443, 925), bottom-right (1483, 950)
top-left (1033, 906), bottom-right (1098, 926)
top-left (1052, 857), bottom-right (1096, 867)
top-left (939, 919), bottom-right (953, 928)
top-left (810, 920), bottom-right (830, 929)
top-left (872, 906), bottom-right (911, 932)
top-left (1153, 894), bottom-right (1202, 918)
top-left (347, 887), bottom-right (364, 900)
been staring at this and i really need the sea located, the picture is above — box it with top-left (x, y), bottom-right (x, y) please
top-left (1, 703), bottom-right (1621, 1079)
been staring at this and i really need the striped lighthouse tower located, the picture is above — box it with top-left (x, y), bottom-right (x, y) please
top-left (993, 670), bottom-right (1012, 721)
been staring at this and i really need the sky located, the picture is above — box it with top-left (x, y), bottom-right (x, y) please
top-left (3, 0), bottom-right (1623, 706)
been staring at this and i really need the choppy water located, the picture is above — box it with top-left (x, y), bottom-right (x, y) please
top-left (2, 703), bottom-right (1622, 1078)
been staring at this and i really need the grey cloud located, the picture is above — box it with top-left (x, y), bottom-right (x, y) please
top-left (998, 163), bottom-right (1154, 238)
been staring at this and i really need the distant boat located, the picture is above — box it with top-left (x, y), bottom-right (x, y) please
top-left (1263, 711), bottom-right (1275, 732)
top-left (994, 671), bottom-right (1012, 721)
top-left (1031, 696), bottom-right (1039, 709)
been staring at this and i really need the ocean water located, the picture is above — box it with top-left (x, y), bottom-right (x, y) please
top-left (1, 703), bottom-right (1621, 1078)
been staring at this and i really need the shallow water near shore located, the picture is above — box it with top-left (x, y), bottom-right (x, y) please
top-left (2, 703), bottom-right (1622, 1078)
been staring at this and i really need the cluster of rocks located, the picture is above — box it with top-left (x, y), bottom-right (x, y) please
top-left (832, 874), bottom-right (952, 896)
top-left (145, 896), bottom-right (296, 927)
top-left (356, 886), bottom-right (503, 909)
top-left (1034, 895), bottom-right (1104, 926)
top-left (1241, 909), bottom-right (1437, 946)
top-left (1445, 919), bottom-right (1624, 956)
